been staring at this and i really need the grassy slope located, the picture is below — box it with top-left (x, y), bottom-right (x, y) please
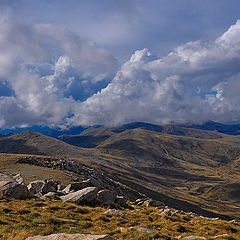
top-left (1, 129), bottom-right (240, 219)
top-left (59, 127), bottom-right (116, 148)
top-left (58, 123), bottom-right (225, 149)
top-left (0, 154), bottom-right (81, 184)
top-left (92, 129), bottom-right (240, 219)
top-left (0, 197), bottom-right (239, 240)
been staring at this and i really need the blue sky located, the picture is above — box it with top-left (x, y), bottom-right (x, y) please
top-left (0, 0), bottom-right (240, 128)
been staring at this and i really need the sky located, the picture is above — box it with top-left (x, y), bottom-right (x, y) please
top-left (1, 0), bottom-right (240, 128)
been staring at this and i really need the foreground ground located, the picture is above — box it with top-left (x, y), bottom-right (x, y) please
top-left (0, 197), bottom-right (239, 240)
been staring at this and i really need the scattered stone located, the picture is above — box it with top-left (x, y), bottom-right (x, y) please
top-left (136, 227), bottom-right (154, 233)
top-left (62, 180), bottom-right (93, 194)
top-left (27, 181), bottom-right (45, 195)
top-left (41, 179), bottom-right (60, 194)
top-left (145, 199), bottom-right (165, 208)
top-left (182, 236), bottom-right (206, 239)
top-left (88, 176), bottom-right (103, 190)
top-left (0, 172), bottom-right (31, 200)
top-left (105, 209), bottom-right (125, 217)
top-left (61, 184), bottom-right (72, 194)
top-left (25, 233), bottom-right (114, 240)
top-left (212, 234), bottom-right (229, 239)
top-left (13, 173), bottom-right (24, 184)
top-left (160, 208), bottom-right (177, 217)
top-left (42, 192), bottom-right (61, 200)
top-left (0, 180), bottom-right (31, 200)
top-left (97, 190), bottom-right (116, 205)
top-left (199, 216), bottom-right (219, 221)
top-left (57, 183), bottom-right (66, 192)
top-left (135, 198), bottom-right (146, 204)
top-left (60, 187), bottom-right (98, 203)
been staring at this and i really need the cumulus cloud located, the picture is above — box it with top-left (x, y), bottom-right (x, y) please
top-left (68, 20), bottom-right (240, 126)
top-left (0, 11), bottom-right (117, 128)
top-left (1, 9), bottom-right (240, 128)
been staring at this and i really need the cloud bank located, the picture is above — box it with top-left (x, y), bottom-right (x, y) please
top-left (0, 10), bottom-right (240, 128)
top-left (0, 12), bottom-right (117, 128)
top-left (70, 20), bottom-right (240, 126)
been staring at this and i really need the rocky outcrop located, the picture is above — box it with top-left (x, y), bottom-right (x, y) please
top-left (17, 156), bottom-right (144, 201)
top-left (60, 187), bottom-right (98, 203)
top-left (0, 172), bottom-right (31, 200)
top-left (27, 180), bottom-right (45, 194)
top-left (0, 171), bottom-right (129, 207)
top-left (42, 192), bottom-right (61, 200)
top-left (97, 190), bottom-right (116, 205)
top-left (13, 173), bottom-right (24, 184)
top-left (25, 233), bottom-right (114, 240)
top-left (115, 196), bottom-right (127, 206)
top-left (62, 179), bottom-right (93, 194)
top-left (41, 179), bottom-right (60, 194)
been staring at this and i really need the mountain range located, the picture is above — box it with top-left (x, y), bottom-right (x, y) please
top-left (0, 121), bottom-right (240, 220)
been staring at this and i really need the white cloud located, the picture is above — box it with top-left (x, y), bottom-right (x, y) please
top-left (68, 20), bottom-right (240, 126)
top-left (1, 9), bottom-right (240, 129)
top-left (0, 11), bottom-right (117, 128)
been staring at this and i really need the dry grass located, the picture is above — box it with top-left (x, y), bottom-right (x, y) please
top-left (0, 154), bottom-right (78, 184)
top-left (0, 197), bottom-right (239, 240)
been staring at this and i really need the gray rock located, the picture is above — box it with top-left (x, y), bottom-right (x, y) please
top-left (115, 196), bottom-right (127, 206)
top-left (145, 199), bottom-right (165, 208)
top-left (27, 180), bottom-right (45, 194)
top-left (62, 179), bottom-right (93, 194)
top-left (88, 176), bottom-right (103, 189)
top-left (42, 192), bottom-right (60, 200)
top-left (97, 190), bottom-right (116, 205)
top-left (25, 233), bottom-right (114, 240)
top-left (41, 179), bottom-right (60, 194)
top-left (57, 183), bottom-right (66, 192)
top-left (136, 201), bottom-right (144, 206)
top-left (13, 173), bottom-right (24, 185)
top-left (160, 208), bottom-right (177, 217)
top-left (60, 187), bottom-right (98, 203)
top-left (105, 209), bottom-right (125, 217)
top-left (0, 179), bottom-right (31, 200)
top-left (182, 236), bottom-right (206, 240)
top-left (136, 227), bottom-right (154, 233)
top-left (212, 234), bottom-right (229, 239)
top-left (135, 198), bottom-right (147, 204)
top-left (62, 184), bottom-right (72, 194)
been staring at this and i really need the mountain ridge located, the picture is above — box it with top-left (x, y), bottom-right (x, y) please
top-left (0, 127), bottom-right (240, 219)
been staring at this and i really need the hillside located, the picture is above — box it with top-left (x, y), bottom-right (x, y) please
top-left (59, 127), bottom-right (115, 148)
top-left (93, 129), bottom-right (240, 219)
top-left (59, 122), bottom-right (225, 148)
top-left (183, 121), bottom-right (240, 135)
top-left (0, 131), bottom-right (92, 158)
top-left (111, 122), bottom-right (226, 139)
top-left (1, 129), bottom-right (240, 220)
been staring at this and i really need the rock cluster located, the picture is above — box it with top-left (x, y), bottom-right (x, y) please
top-left (0, 172), bottom-right (32, 200)
top-left (17, 156), bottom-right (144, 201)
top-left (0, 171), bottom-right (127, 207)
